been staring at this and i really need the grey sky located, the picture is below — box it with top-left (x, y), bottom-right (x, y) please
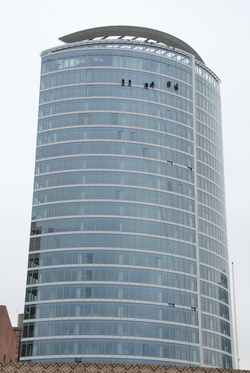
top-left (0, 0), bottom-right (249, 368)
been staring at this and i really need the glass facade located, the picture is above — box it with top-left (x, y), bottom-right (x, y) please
top-left (20, 27), bottom-right (234, 368)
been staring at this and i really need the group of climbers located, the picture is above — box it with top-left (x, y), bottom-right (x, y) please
top-left (121, 79), bottom-right (178, 90)
top-left (121, 78), bottom-right (132, 87)
top-left (144, 82), bottom-right (155, 89)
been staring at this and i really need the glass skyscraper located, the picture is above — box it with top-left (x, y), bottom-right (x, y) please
top-left (20, 26), bottom-right (234, 368)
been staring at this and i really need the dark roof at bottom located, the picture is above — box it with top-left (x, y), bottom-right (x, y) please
top-left (59, 25), bottom-right (204, 64)
top-left (0, 363), bottom-right (244, 373)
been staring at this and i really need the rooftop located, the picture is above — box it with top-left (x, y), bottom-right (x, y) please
top-left (59, 25), bottom-right (204, 64)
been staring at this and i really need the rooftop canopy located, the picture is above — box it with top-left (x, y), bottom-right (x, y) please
top-left (59, 25), bottom-right (204, 64)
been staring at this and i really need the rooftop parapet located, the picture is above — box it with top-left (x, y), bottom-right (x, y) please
top-left (59, 25), bottom-right (204, 64)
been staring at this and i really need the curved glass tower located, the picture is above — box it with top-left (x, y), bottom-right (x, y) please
top-left (20, 26), bottom-right (234, 368)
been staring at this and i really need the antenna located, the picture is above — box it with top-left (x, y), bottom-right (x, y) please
top-left (232, 262), bottom-right (240, 368)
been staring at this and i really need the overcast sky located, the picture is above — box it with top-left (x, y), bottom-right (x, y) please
top-left (0, 0), bottom-right (249, 368)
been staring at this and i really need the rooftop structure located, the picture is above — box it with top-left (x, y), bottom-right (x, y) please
top-left (59, 26), bottom-right (204, 63)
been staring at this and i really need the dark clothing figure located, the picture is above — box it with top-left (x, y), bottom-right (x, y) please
top-left (167, 81), bottom-right (171, 88)
top-left (144, 82), bottom-right (149, 89)
top-left (128, 79), bottom-right (131, 86)
top-left (150, 81), bottom-right (155, 88)
top-left (174, 83), bottom-right (179, 91)
top-left (121, 79), bottom-right (125, 86)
